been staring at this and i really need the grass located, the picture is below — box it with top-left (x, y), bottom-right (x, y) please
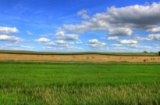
top-left (0, 61), bottom-right (160, 105)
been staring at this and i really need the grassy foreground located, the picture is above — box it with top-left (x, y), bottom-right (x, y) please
top-left (0, 61), bottom-right (160, 105)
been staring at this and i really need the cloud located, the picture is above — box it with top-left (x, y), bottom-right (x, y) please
top-left (76, 40), bottom-right (82, 44)
top-left (111, 44), bottom-right (122, 47)
top-left (148, 34), bottom-right (160, 40)
top-left (40, 33), bottom-right (53, 37)
top-left (21, 45), bottom-right (34, 49)
top-left (43, 45), bottom-right (83, 51)
top-left (35, 37), bottom-right (50, 43)
top-left (129, 44), bottom-right (152, 49)
top-left (26, 30), bottom-right (33, 35)
top-left (0, 43), bottom-right (35, 50)
top-left (55, 30), bottom-right (78, 40)
top-left (155, 46), bottom-right (160, 49)
top-left (55, 40), bottom-right (73, 46)
top-left (147, 27), bottom-right (160, 33)
top-left (42, 40), bottom-right (79, 52)
top-left (88, 39), bottom-right (106, 48)
top-left (107, 36), bottom-right (118, 40)
top-left (63, 19), bottom-right (109, 33)
top-left (35, 36), bottom-right (76, 50)
top-left (105, 3), bottom-right (160, 29)
top-left (133, 35), bottom-right (151, 41)
top-left (119, 40), bottom-right (137, 45)
top-left (0, 27), bottom-right (19, 34)
top-left (139, 45), bottom-right (152, 49)
top-left (118, 39), bottom-right (152, 50)
top-left (0, 35), bottom-right (22, 42)
top-left (43, 40), bottom-right (74, 48)
top-left (2, 43), bottom-right (19, 48)
top-left (62, 3), bottom-right (160, 34)
top-left (134, 34), bottom-right (160, 41)
top-left (108, 28), bottom-right (132, 36)
top-left (77, 9), bottom-right (90, 19)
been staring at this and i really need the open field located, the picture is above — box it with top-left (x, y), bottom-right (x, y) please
top-left (0, 53), bottom-right (160, 62)
top-left (0, 61), bottom-right (160, 105)
top-left (0, 50), bottom-right (160, 63)
top-left (0, 52), bottom-right (160, 62)
top-left (0, 51), bottom-right (160, 104)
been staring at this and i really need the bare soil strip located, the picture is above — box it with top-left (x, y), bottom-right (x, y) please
top-left (0, 54), bottom-right (160, 62)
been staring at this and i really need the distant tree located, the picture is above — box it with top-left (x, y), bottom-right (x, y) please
top-left (144, 51), bottom-right (147, 53)
top-left (159, 51), bottom-right (160, 56)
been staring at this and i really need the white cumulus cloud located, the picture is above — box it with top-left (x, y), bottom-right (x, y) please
top-left (77, 9), bottom-right (90, 19)
top-left (147, 27), bottom-right (160, 33)
top-left (55, 30), bottom-right (78, 40)
top-left (134, 34), bottom-right (160, 41)
top-left (35, 37), bottom-right (50, 43)
top-left (133, 35), bottom-right (151, 41)
top-left (88, 39), bottom-right (106, 48)
top-left (105, 3), bottom-right (160, 28)
top-left (119, 40), bottom-right (137, 45)
top-left (0, 27), bottom-right (19, 34)
top-left (107, 36), bottom-right (119, 40)
top-left (62, 3), bottom-right (160, 34)
top-left (148, 34), bottom-right (160, 40)
top-left (45, 40), bottom-right (75, 50)
top-left (0, 35), bottom-right (22, 42)
top-left (109, 28), bottom-right (132, 36)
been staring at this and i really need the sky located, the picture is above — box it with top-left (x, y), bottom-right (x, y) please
top-left (0, 0), bottom-right (160, 52)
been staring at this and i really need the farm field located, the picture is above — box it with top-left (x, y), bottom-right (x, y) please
top-left (0, 61), bottom-right (160, 105)
top-left (0, 53), bottom-right (160, 62)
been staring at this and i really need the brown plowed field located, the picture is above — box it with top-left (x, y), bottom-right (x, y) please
top-left (0, 53), bottom-right (160, 62)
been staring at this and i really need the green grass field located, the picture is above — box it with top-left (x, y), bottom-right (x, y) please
top-left (0, 61), bottom-right (160, 105)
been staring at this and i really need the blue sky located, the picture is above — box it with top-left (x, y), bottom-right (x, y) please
top-left (0, 0), bottom-right (160, 52)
